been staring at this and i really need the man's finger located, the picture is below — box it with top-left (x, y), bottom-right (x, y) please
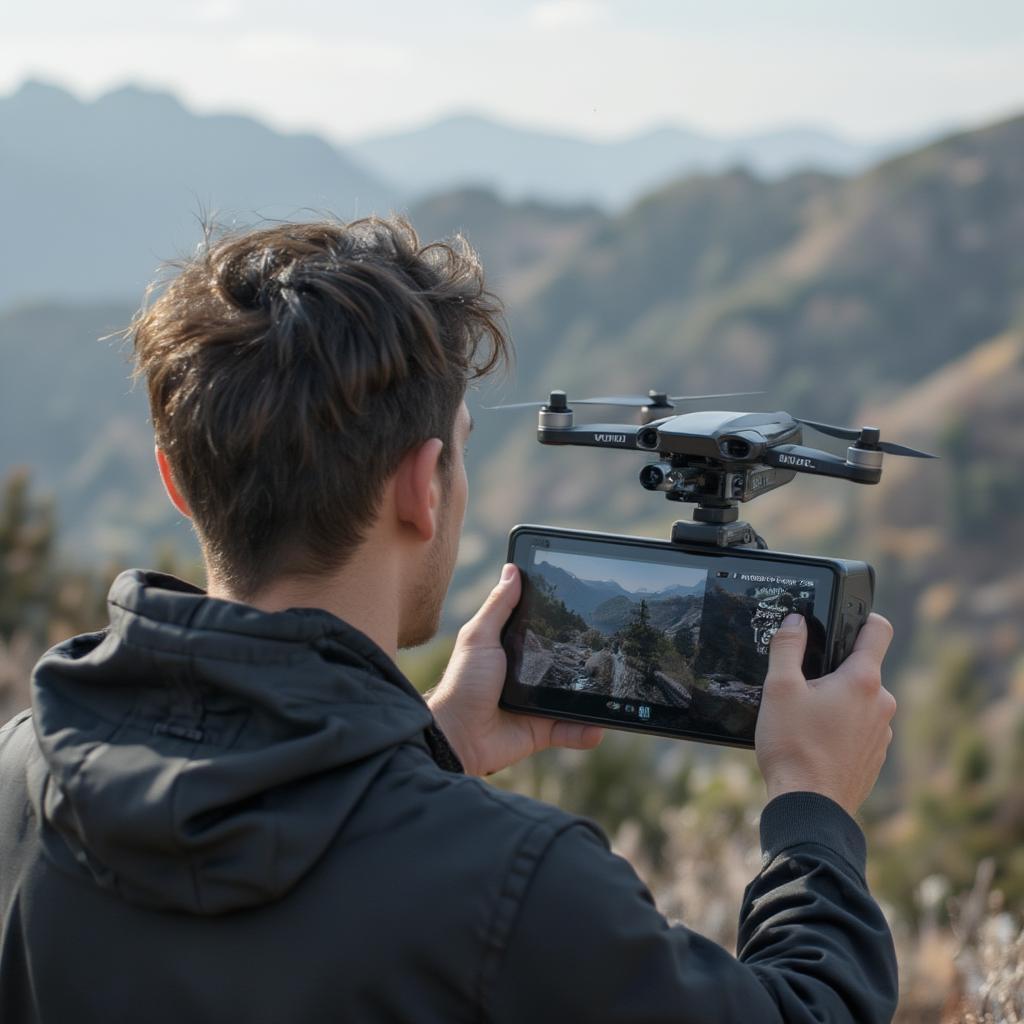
top-left (460, 564), bottom-right (521, 645)
top-left (550, 720), bottom-right (604, 750)
top-left (765, 613), bottom-right (807, 685)
top-left (851, 613), bottom-right (894, 662)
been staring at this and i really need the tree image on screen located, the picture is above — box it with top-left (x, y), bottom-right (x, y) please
top-left (514, 553), bottom-right (762, 737)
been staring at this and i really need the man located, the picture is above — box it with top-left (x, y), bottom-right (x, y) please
top-left (0, 217), bottom-right (898, 1023)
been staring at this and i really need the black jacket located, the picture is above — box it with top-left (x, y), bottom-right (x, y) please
top-left (0, 570), bottom-right (897, 1023)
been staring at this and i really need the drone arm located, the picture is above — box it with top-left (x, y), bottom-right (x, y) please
top-left (537, 423), bottom-right (645, 451)
top-left (763, 444), bottom-right (881, 484)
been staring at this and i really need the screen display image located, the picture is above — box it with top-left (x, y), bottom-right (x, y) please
top-left (502, 531), bottom-right (835, 746)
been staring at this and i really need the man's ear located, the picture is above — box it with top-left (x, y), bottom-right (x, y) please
top-left (393, 438), bottom-right (445, 541)
top-left (155, 448), bottom-right (192, 519)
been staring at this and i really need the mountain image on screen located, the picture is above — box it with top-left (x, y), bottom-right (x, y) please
top-left (514, 556), bottom-right (761, 738)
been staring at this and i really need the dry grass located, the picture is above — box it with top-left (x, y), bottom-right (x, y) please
top-left (607, 769), bottom-right (1024, 1023)
top-left (0, 631), bottom-right (34, 725)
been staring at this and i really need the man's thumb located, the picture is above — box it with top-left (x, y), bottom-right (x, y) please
top-left (766, 613), bottom-right (807, 683)
top-left (461, 564), bottom-right (521, 644)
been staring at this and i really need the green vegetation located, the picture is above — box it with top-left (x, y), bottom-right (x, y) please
top-left (673, 626), bottom-right (696, 660)
top-left (521, 574), bottom-right (589, 642)
top-left (615, 599), bottom-right (696, 689)
top-left (620, 599), bottom-right (663, 678)
top-left (0, 471), bottom-right (201, 719)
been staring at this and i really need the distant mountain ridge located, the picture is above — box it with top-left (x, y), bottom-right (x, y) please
top-left (1, 102), bottom-right (1023, 653)
top-left (531, 561), bottom-right (630, 616)
top-left (532, 559), bottom-right (704, 630)
top-left (349, 112), bottom-right (901, 208)
top-left (0, 79), bottom-right (918, 309)
top-left (0, 80), bottom-right (394, 307)
top-left (588, 593), bottom-right (703, 635)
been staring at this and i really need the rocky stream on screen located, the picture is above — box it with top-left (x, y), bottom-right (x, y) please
top-left (516, 561), bottom-right (764, 738)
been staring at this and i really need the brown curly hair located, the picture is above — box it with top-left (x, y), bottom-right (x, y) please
top-left (131, 216), bottom-right (510, 597)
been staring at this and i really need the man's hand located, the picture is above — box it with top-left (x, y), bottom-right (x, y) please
top-left (428, 564), bottom-right (604, 776)
top-left (755, 612), bottom-right (897, 817)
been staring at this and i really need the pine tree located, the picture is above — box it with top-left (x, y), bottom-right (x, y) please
top-left (622, 599), bottom-right (662, 680)
top-left (673, 626), bottom-right (695, 660)
top-left (0, 469), bottom-right (55, 642)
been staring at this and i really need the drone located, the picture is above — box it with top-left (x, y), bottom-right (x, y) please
top-left (494, 388), bottom-right (936, 548)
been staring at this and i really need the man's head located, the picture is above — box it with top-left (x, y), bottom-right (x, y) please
top-left (131, 217), bottom-right (509, 644)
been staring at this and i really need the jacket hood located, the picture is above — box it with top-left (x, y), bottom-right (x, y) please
top-left (29, 570), bottom-right (448, 915)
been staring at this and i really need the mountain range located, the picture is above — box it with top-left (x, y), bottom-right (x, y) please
top-left (349, 113), bottom-right (900, 209)
top-left (0, 80), bottom-right (913, 308)
top-left (462, 110), bottom-right (1024, 567)
top-left (3, 102), bottom-right (1023, 613)
top-left (0, 81), bottom-right (394, 307)
top-left (531, 561), bottom-right (631, 617)
top-left (588, 594), bottom-right (702, 636)
top-left (1, 82), bottom-right (1022, 729)
top-left (532, 560), bottom-right (705, 633)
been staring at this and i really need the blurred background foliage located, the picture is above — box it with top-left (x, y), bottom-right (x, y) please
top-left (2, 79), bottom-right (1023, 1021)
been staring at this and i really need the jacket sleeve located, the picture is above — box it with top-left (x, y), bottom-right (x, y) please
top-left (484, 792), bottom-right (897, 1024)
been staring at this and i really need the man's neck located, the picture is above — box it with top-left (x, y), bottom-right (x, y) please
top-left (207, 548), bottom-right (402, 660)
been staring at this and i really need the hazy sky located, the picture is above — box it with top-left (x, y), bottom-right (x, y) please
top-left (3, 1), bottom-right (1023, 143)
top-left (537, 552), bottom-right (705, 595)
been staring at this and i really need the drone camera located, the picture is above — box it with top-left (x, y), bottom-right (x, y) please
top-left (718, 437), bottom-right (753, 459)
top-left (639, 462), bottom-right (677, 491)
top-left (637, 427), bottom-right (660, 451)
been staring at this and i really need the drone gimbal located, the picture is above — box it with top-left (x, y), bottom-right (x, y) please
top-left (497, 389), bottom-right (936, 549)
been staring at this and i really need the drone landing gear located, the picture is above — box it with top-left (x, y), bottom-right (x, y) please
top-left (669, 502), bottom-right (767, 549)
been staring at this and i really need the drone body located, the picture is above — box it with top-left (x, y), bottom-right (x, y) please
top-left (495, 389), bottom-right (936, 532)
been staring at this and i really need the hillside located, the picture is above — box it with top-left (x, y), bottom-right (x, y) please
top-left (500, 111), bottom-right (1024, 412)
top-left (0, 80), bottom-right (902, 312)
top-left (0, 81), bottom-right (394, 307)
top-left (2, 109), bottom-right (1023, 660)
top-left (408, 187), bottom-right (603, 302)
top-left (590, 594), bottom-right (701, 635)
top-left (0, 302), bottom-right (184, 559)
top-left (531, 561), bottom-right (629, 617)
top-left (459, 111), bottom-right (1024, 615)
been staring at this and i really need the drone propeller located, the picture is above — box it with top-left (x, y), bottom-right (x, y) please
top-left (798, 418), bottom-right (937, 459)
top-left (488, 400), bottom-right (561, 410)
top-left (490, 389), bottom-right (762, 411)
top-left (574, 391), bottom-right (762, 407)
